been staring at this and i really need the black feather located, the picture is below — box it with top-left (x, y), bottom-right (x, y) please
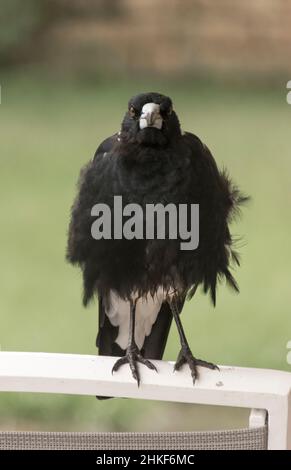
top-left (67, 92), bottom-right (248, 368)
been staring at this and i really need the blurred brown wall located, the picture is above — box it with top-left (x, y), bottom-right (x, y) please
top-left (3, 0), bottom-right (291, 80)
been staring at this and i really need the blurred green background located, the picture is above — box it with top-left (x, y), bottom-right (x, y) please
top-left (0, 0), bottom-right (291, 432)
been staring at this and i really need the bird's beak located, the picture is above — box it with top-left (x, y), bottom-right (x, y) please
top-left (145, 113), bottom-right (155, 127)
top-left (139, 102), bottom-right (163, 130)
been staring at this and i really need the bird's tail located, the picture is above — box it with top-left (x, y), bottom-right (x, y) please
top-left (96, 297), bottom-right (124, 400)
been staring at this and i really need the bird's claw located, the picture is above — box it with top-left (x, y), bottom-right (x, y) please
top-left (112, 343), bottom-right (157, 386)
top-left (174, 346), bottom-right (219, 384)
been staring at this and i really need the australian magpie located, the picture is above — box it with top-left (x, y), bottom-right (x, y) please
top-left (67, 92), bottom-right (247, 388)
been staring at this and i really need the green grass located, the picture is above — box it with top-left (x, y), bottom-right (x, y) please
top-left (0, 72), bottom-right (290, 430)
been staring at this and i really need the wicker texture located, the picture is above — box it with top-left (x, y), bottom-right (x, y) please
top-left (0, 427), bottom-right (267, 450)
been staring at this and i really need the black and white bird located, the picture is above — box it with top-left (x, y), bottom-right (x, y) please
top-left (67, 92), bottom-right (247, 388)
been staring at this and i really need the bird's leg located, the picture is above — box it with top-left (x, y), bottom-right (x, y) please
top-left (169, 299), bottom-right (219, 384)
top-left (112, 298), bottom-right (157, 386)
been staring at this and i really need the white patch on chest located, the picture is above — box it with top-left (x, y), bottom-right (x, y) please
top-left (105, 289), bottom-right (166, 350)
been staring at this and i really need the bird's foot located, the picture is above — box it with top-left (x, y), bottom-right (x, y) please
top-left (174, 345), bottom-right (219, 385)
top-left (112, 343), bottom-right (157, 386)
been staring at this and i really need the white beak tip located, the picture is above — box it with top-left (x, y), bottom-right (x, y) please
top-left (139, 102), bottom-right (162, 130)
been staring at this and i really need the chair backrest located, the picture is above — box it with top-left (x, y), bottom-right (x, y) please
top-left (0, 428), bottom-right (267, 450)
top-left (0, 351), bottom-right (290, 450)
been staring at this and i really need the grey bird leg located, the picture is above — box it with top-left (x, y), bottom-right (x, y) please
top-left (169, 299), bottom-right (219, 384)
top-left (112, 298), bottom-right (157, 386)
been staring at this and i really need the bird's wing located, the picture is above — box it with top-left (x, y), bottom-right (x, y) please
top-left (66, 133), bottom-right (118, 304)
top-left (182, 132), bottom-right (248, 305)
top-left (93, 133), bottom-right (119, 160)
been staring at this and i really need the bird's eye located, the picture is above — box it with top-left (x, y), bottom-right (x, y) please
top-left (161, 103), bottom-right (173, 117)
top-left (129, 106), bottom-right (137, 118)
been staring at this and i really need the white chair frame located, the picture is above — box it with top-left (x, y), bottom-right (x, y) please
top-left (0, 351), bottom-right (290, 450)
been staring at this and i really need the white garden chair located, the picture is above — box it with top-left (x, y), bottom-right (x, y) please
top-left (0, 351), bottom-right (290, 450)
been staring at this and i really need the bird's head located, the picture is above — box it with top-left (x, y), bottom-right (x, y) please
top-left (121, 92), bottom-right (181, 147)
